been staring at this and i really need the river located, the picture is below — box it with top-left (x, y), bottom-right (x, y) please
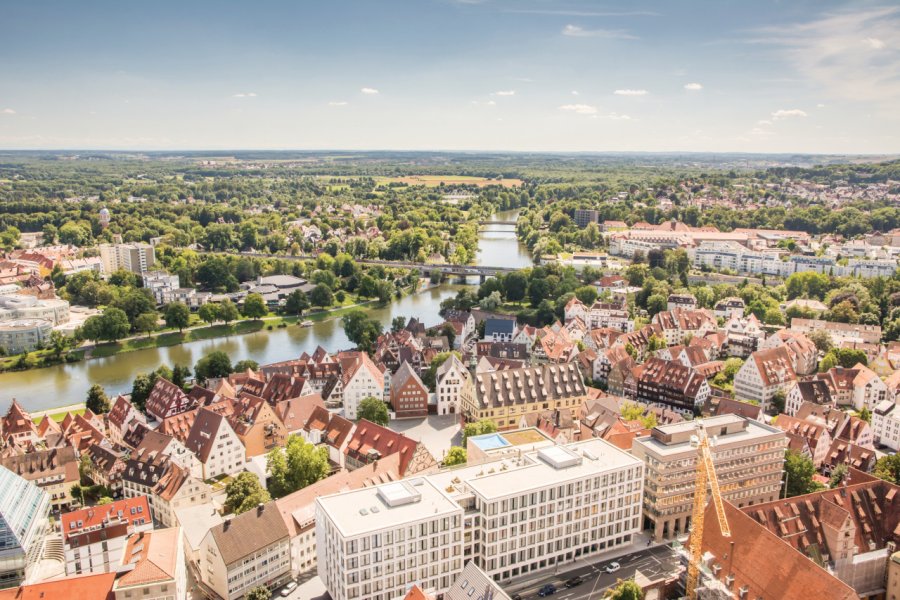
top-left (0, 210), bottom-right (530, 412)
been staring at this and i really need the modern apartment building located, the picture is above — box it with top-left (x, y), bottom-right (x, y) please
top-left (99, 243), bottom-right (156, 275)
top-left (60, 496), bottom-right (153, 576)
top-left (574, 209), bottom-right (599, 228)
top-left (316, 437), bottom-right (643, 600)
top-left (632, 415), bottom-right (786, 541)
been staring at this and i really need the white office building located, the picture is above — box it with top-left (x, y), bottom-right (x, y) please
top-left (316, 437), bottom-right (643, 600)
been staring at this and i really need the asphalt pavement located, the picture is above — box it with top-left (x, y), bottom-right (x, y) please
top-left (508, 545), bottom-right (682, 600)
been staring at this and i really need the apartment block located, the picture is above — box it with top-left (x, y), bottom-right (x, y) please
top-left (574, 209), bottom-right (599, 228)
top-left (61, 496), bottom-right (153, 576)
top-left (99, 243), bottom-right (156, 275)
top-left (632, 415), bottom-right (786, 541)
top-left (316, 437), bottom-right (643, 600)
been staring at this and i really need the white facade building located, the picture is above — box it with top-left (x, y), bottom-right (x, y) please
top-left (316, 437), bottom-right (643, 600)
top-left (435, 355), bottom-right (471, 416)
top-left (873, 400), bottom-right (900, 451)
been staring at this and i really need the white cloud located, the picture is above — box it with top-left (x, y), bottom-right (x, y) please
top-left (232, 92), bottom-right (257, 98)
top-left (493, 90), bottom-right (516, 96)
top-left (360, 87), bottom-right (379, 95)
top-left (328, 101), bottom-right (348, 107)
top-left (613, 89), bottom-right (648, 96)
top-left (771, 109), bottom-right (808, 120)
top-left (562, 24), bottom-right (637, 39)
top-left (486, 100), bottom-right (496, 106)
top-left (684, 82), bottom-right (703, 91)
top-left (571, 90), bottom-right (579, 96)
top-left (1, 108), bottom-right (15, 115)
top-left (751, 7), bottom-right (900, 108)
top-left (558, 104), bottom-right (598, 115)
top-left (757, 119), bottom-right (773, 126)
top-left (817, 103), bottom-right (826, 108)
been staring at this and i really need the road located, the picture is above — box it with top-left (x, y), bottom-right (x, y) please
top-left (509, 545), bottom-right (682, 600)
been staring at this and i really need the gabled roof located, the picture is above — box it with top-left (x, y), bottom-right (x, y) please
top-left (116, 527), bottom-right (180, 588)
top-left (345, 419), bottom-right (433, 476)
top-left (276, 394), bottom-right (326, 432)
top-left (107, 395), bottom-right (138, 429)
top-left (392, 361), bottom-right (426, 392)
top-left (208, 502), bottom-right (288, 566)
top-left (484, 318), bottom-right (516, 337)
top-left (2, 399), bottom-right (36, 436)
top-left (144, 377), bottom-right (194, 420)
top-left (184, 408), bottom-right (227, 463)
top-left (748, 346), bottom-right (797, 387)
top-left (696, 501), bottom-right (857, 600)
top-left (61, 496), bottom-right (150, 543)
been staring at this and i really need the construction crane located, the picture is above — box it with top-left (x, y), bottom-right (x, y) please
top-left (685, 423), bottom-right (731, 600)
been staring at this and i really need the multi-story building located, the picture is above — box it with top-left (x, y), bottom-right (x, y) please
top-left (340, 352), bottom-right (385, 421)
top-left (0, 319), bottom-right (53, 355)
top-left (459, 363), bottom-right (588, 429)
top-left (0, 295), bottom-right (70, 325)
top-left (142, 271), bottom-right (181, 305)
top-left (122, 455), bottom-right (211, 528)
top-left (112, 527), bottom-right (185, 600)
top-left (635, 357), bottom-right (710, 415)
top-left (574, 209), bottom-right (599, 228)
top-left (790, 318), bottom-right (882, 345)
top-left (99, 243), bottom-right (156, 275)
top-left (0, 465), bottom-right (50, 589)
top-left (435, 354), bottom-right (471, 416)
top-left (873, 399), bottom-right (900, 451)
top-left (390, 361), bottom-right (429, 419)
top-left (0, 447), bottom-right (79, 511)
top-left (184, 408), bottom-right (245, 480)
top-left (60, 496), bottom-right (153, 576)
top-left (733, 346), bottom-right (797, 410)
top-left (317, 436), bottom-right (643, 600)
top-left (199, 502), bottom-right (291, 600)
top-left (632, 415), bottom-right (785, 541)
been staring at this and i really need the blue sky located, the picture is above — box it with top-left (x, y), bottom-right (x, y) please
top-left (1, 0), bottom-right (898, 153)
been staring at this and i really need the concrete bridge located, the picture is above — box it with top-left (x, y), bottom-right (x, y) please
top-left (479, 220), bottom-right (517, 226)
top-left (220, 251), bottom-right (520, 282)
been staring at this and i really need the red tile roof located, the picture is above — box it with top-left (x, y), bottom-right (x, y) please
top-left (61, 496), bottom-right (151, 543)
top-left (0, 572), bottom-right (116, 600)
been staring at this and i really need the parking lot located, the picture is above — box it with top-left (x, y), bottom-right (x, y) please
top-left (389, 413), bottom-right (463, 462)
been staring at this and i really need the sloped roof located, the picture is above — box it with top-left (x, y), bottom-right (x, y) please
top-left (0, 572), bottom-right (116, 600)
top-left (184, 408), bottom-right (226, 463)
top-left (116, 527), bottom-right (180, 588)
top-left (208, 502), bottom-right (289, 566)
top-left (276, 394), bottom-right (326, 432)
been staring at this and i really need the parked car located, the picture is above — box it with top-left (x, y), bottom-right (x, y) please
top-left (604, 561), bottom-right (621, 574)
top-left (281, 581), bottom-right (298, 597)
top-left (565, 575), bottom-right (585, 588)
top-left (538, 584), bottom-right (557, 597)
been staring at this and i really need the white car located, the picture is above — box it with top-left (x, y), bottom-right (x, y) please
top-left (604, 561), bottom-right (621, 574)
top-left (281, 581), bottom-right (298, 597)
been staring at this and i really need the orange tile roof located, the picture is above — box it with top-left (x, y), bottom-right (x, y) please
top-left (116, 527), bottom-right (180, 588)
top-left (0, 572), bottom-right (116, 600)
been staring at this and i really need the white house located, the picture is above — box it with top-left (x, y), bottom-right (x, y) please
top-left (340, 353), bottom-right (385, 421)
top-left (872, 400), bottom-right (900, 451)
top-left (734, 346), bottom-right (797, 410)
top-left (435, 354), bottom-right (471, 416)
top-left (184, 408), bottom-right (245, 480)
top-left (61, 496), bottom-right (153, 576)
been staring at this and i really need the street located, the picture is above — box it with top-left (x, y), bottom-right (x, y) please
top-left (508, 545), bottom-right (682, 600)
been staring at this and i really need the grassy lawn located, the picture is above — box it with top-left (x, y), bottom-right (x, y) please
top-left (205, 474), bottom-right (233, 492)
top-left (34, 408), bottom-right (86, 424)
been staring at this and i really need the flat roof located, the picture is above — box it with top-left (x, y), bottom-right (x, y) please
top-left (465, 438), bottom-right (641, 500)
top-left (633, 416), bottom-right (783, 458)
top-left (501, 429), bottom-right (550, 446)
top-left (316, 477), bottom-right (461, 538)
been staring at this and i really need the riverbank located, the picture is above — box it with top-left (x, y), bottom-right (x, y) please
top-left (30, 403), bottom-right (87, 423)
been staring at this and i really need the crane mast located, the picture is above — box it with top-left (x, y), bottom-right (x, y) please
top-left (686, 424), bottom-right (731, 600)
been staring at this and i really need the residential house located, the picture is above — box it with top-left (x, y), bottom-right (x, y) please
top-left (199, 502), bottom-right (291, 600)
top-left (666, 293), bottom-right (697, 311)
top-left (713, 296), bottom-right (745, 318)
top-left (483, 318), bottom-right (516, 343)
top-left (106, 395), bottom-right (146, 446)
top-left (390, 361), bottom-right (429, 419)
top-left (228, 394), bottom-right (287, 458)
top-left (873, 400), bottom-right (900, 451)
top-left (184, 408), bottom-right (244, 480)
top-left (435, 354), bottom-right (470, 416)
top-left (733, 346), bottom-right (797, 410)
top-left (275, 394), bottom-right (326, 436)
top-left (61, 496), bottom-right (153, 576)
top-left (761, 329), bottom-right (818, 375)
top-left (339, 352), bottom-right (385, 421)
top-left (773, 415), bottom-right (833, 467)
top-left (785, 380), bottom-right (833, 417)
top-left (302, 408), bottom-right (354, 468)
top-left (122, 454), bottom-right (211, 528)
top-left (0, 447), bottom-right (79, 510)
top-left (144, 378), bottom-right (195, 422)
top-left (635, 358), bottom-right (711, 414)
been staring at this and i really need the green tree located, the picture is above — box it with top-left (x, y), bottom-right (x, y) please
top-left (198, 303), bottom-right (220, 325)
top-left (309, 284), bottom-right (334, 307)
top-left (646, 294), bottom-right (667, 317)
top-left (503, 271), bottom-right (528, 302)
top-left (829, 463), bottom-right (849, 488)
top-left (462, 419), bottom-right (498, 445)
top-left (86, 384), bottom-right (110, 414)
top-left (172, 364), bottom-right (191, 389)
top-left (391, 316), bottom-right (407, 333)
top-left (342, 310), bottom-right (383, 353)
top-left (605, 579), bottom-right (643, 600)
top-left (134, 312), bottom-right (158, 338)
top-left (283, 290), bottom-right (310, 316)
top-left (233, 359), bottom-right (260, 372)
top-left (112, 288), bottom-right (156, 329)
top-left (267, 435), bottom-right (330, 498)
top-left (770, 389), bottom-right (786, 414)
top-left (218, 299), bottom-right (240, 324)
top-left (164, 302), bottom-right (191, 332)
top-left (357, 397), bottom-right (389, 426)
top-left (784, 449), bottom-right (821, 497)
top-left (873, 454), bottom-right (900, 484)
top-left (241, 293), bottom-right (268, 319)
top-left (246, 587), bottom-right (271, 600)
top-left (858, 406), bottom-right (872, 423)
top-left (574, 285), bottom-right (598, 306)
top-left (130, 366), bottom-right (172, 411)
top-left (47, 330), bottom-right (73, 359)
top-left (806, 329), bottom-right (833, 354)
top-left (224, 472), bottom-right (271, 515)
top-left (195, 351), bottom-right (233, 383)
top-left (89, 307), bottom-right (131, 342)
top-left (444, 447), bottom-right (467, 466)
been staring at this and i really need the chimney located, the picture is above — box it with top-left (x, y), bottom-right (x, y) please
top-left (257, 503), bottom-right (265, 515)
